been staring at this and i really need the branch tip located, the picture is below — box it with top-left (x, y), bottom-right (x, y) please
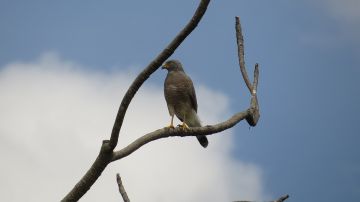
top-left (235, 15), bottom-right (252, 93)
top-left (252, 63), bottom-right (259, 95)
top-left (275, 194), bottom-right (289, 202)
top-left (116, 173), bottom-right (130, 202)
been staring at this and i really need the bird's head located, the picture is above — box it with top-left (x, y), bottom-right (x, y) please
top-left (162, 59), bottom-right (184, 72)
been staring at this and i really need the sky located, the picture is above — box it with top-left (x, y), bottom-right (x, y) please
top-left (0, 1), bottom-right (359, 202)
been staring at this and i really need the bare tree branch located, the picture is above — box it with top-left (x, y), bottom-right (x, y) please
top-left (235, 16), bottom-right (252, 93)
top-left (61, 141), bottom-right (113, 202)
top-left (111, 110), bottom-right (250, 161)
top-left (252, 63), bottom-right (259, 95)
top-left (235, 16), bottom-right (260, 126)
top-left (234, 194), bottom-right (289, 202)
top-left (246, 63), bottom-right (260, 126)
top-left (116, 173), bottom-right (130, 202)
top-left (274, 195), bottom-right (290, 202)
top-left (61, 1), bottom-right (211, 201)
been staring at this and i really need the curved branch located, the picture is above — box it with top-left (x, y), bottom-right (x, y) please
top-left (61, 1), bottom-right (211, 201)
top-left (111, 110), bottom-right (250, 161)
top-left (61, 141), bottom-right (113, 202)
top-left (109, 0), bottom-right (211, 149)
top-left (235, 16), bottom-right (252, 93)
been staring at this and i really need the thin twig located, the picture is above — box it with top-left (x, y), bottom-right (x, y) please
top-left (252, 63), bottom-right (259, 95)
top-left (235, 16), bottom-right (252, 93)
top-left (116, 174), bottom-right (130, 202)
top-left (274, 194), bottom-right (289, 202)
top-left (234, 194), bottom-right (289, 202)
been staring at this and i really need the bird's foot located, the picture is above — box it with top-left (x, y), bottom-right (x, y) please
top-left (166, 124), bottom-right (175, 129)
top-left (179, 122), bottom-right (190, 130)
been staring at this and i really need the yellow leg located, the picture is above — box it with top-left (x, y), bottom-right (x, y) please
top-left (180, 113), bottom-right (189, 129)
top-left (167, 115), bottom-right (175, 129)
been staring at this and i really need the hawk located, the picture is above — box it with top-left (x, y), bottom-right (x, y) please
top-left (162, 59), bottom-right (208, 148)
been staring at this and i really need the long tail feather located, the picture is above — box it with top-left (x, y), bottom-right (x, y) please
top-left (186, 110), bottom-right (208, 148)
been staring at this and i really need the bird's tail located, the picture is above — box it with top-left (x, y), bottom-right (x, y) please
top-left (187, 110), bottom-right (208, 148)
top-left (196, 135), bottom-right (209, 148)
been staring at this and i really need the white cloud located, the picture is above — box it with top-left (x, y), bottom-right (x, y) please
top-left (298, 0), bottom-right (360, 52)
top-left (0, 53), bottom-right (266, 201)
top-left (321, 0), bottom-right (360, 23)
top-left (304, 0), bottom-right (360, 45)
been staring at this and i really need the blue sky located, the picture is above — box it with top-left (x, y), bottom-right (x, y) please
top-left (0, 1), bottom-right (359, 201)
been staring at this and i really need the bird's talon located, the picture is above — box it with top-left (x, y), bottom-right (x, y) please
top-left (180, 122), bottom-right (190, 129)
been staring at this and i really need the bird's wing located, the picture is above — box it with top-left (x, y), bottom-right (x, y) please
top-left (186, 75), bottom-right (198, 112)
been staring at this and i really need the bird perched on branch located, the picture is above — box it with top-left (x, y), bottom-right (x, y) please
top-left (162, 59), bottom-right (208, 148)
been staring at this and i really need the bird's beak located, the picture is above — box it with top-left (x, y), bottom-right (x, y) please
top-left (161, 63), bottom-right (168, 69)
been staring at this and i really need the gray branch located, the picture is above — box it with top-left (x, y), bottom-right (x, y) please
top-left (235, 16), bottom-right (252, 93)
top-left (116, 174), bottom-right (130, 202)
top-left (234, 194), bottom-right (290, 202)
top-left (274, 195), bottom-right (290, 202)
top-left (112, 110), bottom-right (251, 161)
top-left (235, 16), bottom-right (260, 126)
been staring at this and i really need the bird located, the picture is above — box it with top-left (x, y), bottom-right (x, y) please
top-left (162, 59), bottom-right (208, 148)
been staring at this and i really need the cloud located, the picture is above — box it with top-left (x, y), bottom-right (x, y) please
top-left (305, 0), bottom-right (360, 45)
top-left (297, 0), bottom-right (360, 61)
top-left (0, 53), bottom-right (266, 201)
top-left (321, 0), bottom-right (360, 23)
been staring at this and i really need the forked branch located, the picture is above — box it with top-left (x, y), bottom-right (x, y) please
top-left (235, 16), bottom-right (260, 126)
